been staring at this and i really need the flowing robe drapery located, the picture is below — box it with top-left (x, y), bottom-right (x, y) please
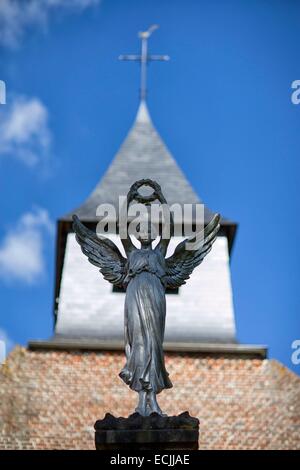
top-left (119, 248), bottom-right (173, 393)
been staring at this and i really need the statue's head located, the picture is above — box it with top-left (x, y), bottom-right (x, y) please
top-left (135, 220), bottom-right (157, 247)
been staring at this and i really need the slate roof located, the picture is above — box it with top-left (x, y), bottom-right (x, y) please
top-left (63, 101), bottom-right (216, 223)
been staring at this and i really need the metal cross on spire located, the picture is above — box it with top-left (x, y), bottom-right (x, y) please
top-left (119, 25), bottom-right (170, 101)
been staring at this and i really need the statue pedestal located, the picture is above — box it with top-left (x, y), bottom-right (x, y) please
top-left (94, 411), bottom-right (199, 451)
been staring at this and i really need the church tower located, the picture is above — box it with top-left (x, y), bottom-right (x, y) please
top-left (52, 27), bottom-right (237, 347)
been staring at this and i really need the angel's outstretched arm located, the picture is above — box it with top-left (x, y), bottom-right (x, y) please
top-left (156, 189), bottom-right (174, 257)
top-left (119, 186), bottom-right (137, 256)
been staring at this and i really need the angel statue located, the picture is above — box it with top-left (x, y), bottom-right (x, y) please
top-left (73, 179), bottom-right (220, 417)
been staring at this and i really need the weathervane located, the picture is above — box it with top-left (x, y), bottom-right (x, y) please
top-left (119, 25), bottom-right (170, 100)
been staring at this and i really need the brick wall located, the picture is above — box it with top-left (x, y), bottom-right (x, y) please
top-left (0, 347), bottom-right (299, 450)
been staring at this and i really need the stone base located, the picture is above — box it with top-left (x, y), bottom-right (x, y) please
top-left (94, 411), bottom-right (199, 450)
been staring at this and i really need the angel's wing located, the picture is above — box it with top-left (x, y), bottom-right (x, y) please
top-left (164, 214), bottom-right (221, 289)
top-left (72, 215), bottom-right (127, 288)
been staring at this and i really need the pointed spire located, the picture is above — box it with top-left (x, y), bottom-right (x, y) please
top-left (65, 98), bottom-right (208, 222)
top-left (135, 99), bottom-right (152, 124)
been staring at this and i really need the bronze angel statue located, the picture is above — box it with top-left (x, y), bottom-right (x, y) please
top-left (73, 179), bottom-right (220, 417)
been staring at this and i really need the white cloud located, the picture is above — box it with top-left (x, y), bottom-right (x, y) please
top-left (0, 95), bottom-right (51, 167)
top-left (0, 328), bottom-right (15, 358)
top-left (0, 0), bottom-right (100, 48)
top-left (0, 207), bottom-right (54, 284)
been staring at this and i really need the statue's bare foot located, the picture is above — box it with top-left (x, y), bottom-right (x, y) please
top-left (147, 391), bottom-right (166, 416)
top-left (135, 406), bottom-right (147, 416)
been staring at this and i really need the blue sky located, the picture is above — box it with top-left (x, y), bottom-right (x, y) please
top-left (0, 0), bottom-right (299, 374)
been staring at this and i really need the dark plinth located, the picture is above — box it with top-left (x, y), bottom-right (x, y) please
top-left (94, 411), bottom-right (199, 450)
